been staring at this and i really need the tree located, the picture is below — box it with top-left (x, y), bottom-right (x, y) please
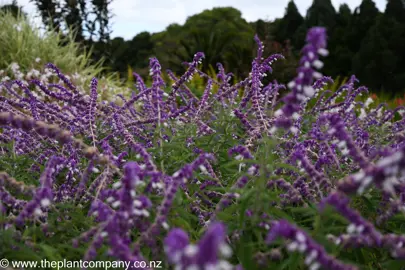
top-left (353, 13), bottom-right (405, 95)
top-left (274, 0), bottom-right (304, 46)
top-left (325, 4), bottom-right (353, 76)
top-left (152, 7), bottom-right (255, 78)
top-left (0, 0), bottom-right (25, 17)
top-left (291, 0), bottom-right (336, 50)
top-left (107, 37), bottom-right (130, 77)
top-left (347, 0), bottom-right (380, 53)
top-left (306, 0), bottom-right (336, 29)
top-left (64, 0), bottom-right (84, 42)
top-left (30, 0), bottom-right (63, 32)
top-left (128, 32), bottom-right (154, 69)
top-left (251, 19), bottom-right (268, 41)
top-left (350, 0), bottom-right (405, 94)
top-left (385, 0), bottom-right (405, 23)
top-left (384, 0), bottom-right (405, 93)
top-left (30, 0), bottom-right (113, 42)
top-left (91, 0), bottom-right (112, 43)
top-left (336, 3), bottom-right (352, 27)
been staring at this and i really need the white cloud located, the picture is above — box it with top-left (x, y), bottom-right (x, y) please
top-left (9, 0), bottom-right (387, 39)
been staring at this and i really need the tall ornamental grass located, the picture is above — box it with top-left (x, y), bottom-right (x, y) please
top-left (0, 11), bottom-right (128, 100)
top-left (0, 11), bottom-right (102, 75)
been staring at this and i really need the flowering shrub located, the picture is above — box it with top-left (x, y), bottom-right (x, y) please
top-left (2, 26), bottom-right (405, 270)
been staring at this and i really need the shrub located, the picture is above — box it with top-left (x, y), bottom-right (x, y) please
top-left (1, 26), bottom-right (405, 270)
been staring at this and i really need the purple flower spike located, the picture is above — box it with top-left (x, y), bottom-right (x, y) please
top-left (275, 27), bottom-right (328, 129)
top-left (228, 145), bottom-right (254, 160)
top-left (149, 57), bottom-right (165, 115)
top-left (267, 220), bottom-right (358, 270)
top-left (88, 78), bottom-right (98, 145)
top-left (164, 228), bottom-right (190, 263)
top-left (319, 192), bottom-right (383, 244)
top-left (164, 222), bottom-right (233, 270)
top-left (196, 222), bottom-right (227, 265)
top-left (169, 52), bottom-right (205, 101)
top-left (15, 156), bottom-right (64, 226)
top-left (45, 63), bottom-right (78, 94)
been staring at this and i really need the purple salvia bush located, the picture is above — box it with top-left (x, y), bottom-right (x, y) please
top-left (136, 153), bottom-right (215, 250)
top-left (3, 25), bottom-right (405, 269)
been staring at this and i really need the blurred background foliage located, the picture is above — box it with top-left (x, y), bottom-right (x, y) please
top-left (1, 0), bottom-right (405, 98)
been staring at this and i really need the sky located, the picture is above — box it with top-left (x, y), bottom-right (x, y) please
top-left (4, 0), bottom-right (386, 39)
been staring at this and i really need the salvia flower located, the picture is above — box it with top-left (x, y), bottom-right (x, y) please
top-left (275, 27), bottom-right (328, 130)
top-left (164, 222), bottom-right (234, 270)
top-left (266, 220), bottom-right (358, 270)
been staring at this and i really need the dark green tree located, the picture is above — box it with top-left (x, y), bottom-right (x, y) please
top-left (347, 0), bottom-right (380, 53)
top-left (31, 0), bottom-right (112, 42)
top-left (128, 32), bottom-right (154, 69)
top-left (336, 3), bottom-right (352, 27)
top-left (291, 0), bottom-right (336, 50)
top-left (385, 0), bottom-right (405, 23)
top-left (0, 0), bottom-right (25, 17)
top-left (64, 0), bottom-right (84, 42)
top-left (91, 0), bottom-right (112, 43)
top-left (306, 0), bottom-right (336, 29)
top-left (152, 7), bottom-right (254, 78)
top-left (30, 0), bottom-right (63, 32)
top-left (107, 37), bottom-right (130, 77)
top-left (353, 12), bottom-right (405, 95)
top-left (274, 0), bottom-right (304, 46)
top-left (325, 4), bottom-right (353, 76)
top-left (293, 0), bottom-right (336, 75)
top-left (252, 19), bottom-right (268, 41)
top-left (384, 0), bottom-right (405, 93)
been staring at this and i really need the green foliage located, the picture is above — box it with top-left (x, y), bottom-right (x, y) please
top-left (325, 4), bottom-right (352, 76)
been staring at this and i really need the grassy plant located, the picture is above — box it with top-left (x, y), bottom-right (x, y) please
top-left (0, 11), bottom-right (129, 100)
top-left (0, 11), bottom-right (101, 75)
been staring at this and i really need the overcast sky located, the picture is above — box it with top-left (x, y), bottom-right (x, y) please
top-left (6, 0), bottom-right (386, 39)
